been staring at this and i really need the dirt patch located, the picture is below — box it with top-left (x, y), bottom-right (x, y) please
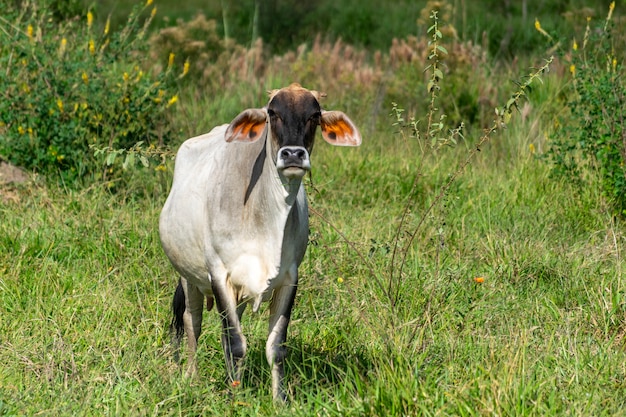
top-left (0, 160), bottom-right (29, 203)
top-left (0, 160), bottom-right (29, 184)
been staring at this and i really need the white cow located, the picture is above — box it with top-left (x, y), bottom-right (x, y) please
top-left (159, 83), bottom-right (361, 401)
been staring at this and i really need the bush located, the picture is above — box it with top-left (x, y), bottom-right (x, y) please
top-left (546, 3), bottom-right (626, 216)
top-left (0, 0), bottom-right (183, 187)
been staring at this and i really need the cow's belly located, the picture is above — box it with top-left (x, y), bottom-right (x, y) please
top-left (220, 245), bottom-right (299, 310)
top-left (165, 239), bottom-right (298, 309)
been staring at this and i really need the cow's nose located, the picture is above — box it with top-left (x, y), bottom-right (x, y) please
top-left (276, 146), bottom-right (311, 176)
top-left (280, 147), bottom-right (307, 161)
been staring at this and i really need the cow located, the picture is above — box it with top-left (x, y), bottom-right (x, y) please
top-left (159, 83), bottom-right (361, 401)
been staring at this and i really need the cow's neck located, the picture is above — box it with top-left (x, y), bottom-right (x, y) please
top-left (242, 140), bottom-right (302, 225)
top-left (264, 139), bottom-right (303, 208)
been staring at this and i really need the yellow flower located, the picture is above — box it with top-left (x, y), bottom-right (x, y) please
top-left (151, 6), bottom-right (157, 18)
top-left (82, 72), bottom-right (89, 85)
top-left (473, 277), bottom-right (485, 284)
top-left (337, 277), bottom-right (344, 284)
top-left (534, 18), bottom-right (552, 41)
top-left (27, 24), bottom-right (33, 40)
top-left (89, 39), bottom-right (95, 55)
top-left (167, 95), bottom-right (179, 107)
top-left (572, 40), bottom-right (578, 51)
top-left (123, 72), bottom-right (129, 82)
top-left (613, 58), bottom-right (617, 72)
top-left (59, 37), bottom-right (67, 56)
top-left (18, 126), bottom-right (25, 135)
top-left (87, 11), bottom-right (93, 29)
top-left (146, 0), bottom-right (153, 5)
top-left (182, 59), bottom-right (190, 77)
top-left (570, 64), bottom-right (576, 76)
top-left (104, 17), bottom-right (110, 35)
top-left (57, 99), bottom-right (64, 113)
top-left (609, 1), bottom-right (615, 12)
top-left (155, 164), bottom-right (167, 172)
top-left (529, 143), bottom-right (535, 154)
top-left (168, 52), bottom-right (175, 68)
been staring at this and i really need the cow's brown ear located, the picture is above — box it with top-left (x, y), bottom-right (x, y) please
top-left (320, 111), bottom-right (362, 146)
top-left (225, 109), bottom-right (268, 143)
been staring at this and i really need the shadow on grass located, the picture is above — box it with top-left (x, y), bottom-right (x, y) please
top-left (228, 329), bottom-right (376, 403)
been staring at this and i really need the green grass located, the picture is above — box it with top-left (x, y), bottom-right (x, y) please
top-left (1, 2), bottom-right (625, 413)
top-left (2, 84), bottom-right (625, 415)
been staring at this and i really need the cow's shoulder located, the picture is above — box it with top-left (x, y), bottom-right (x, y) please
top-left (178, 125), bottom-right (228, 157)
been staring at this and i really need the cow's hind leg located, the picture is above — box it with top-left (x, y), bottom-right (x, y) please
top-left (173, 277), bottom-right (204, 377)
top-left (266, 277), bottom-right (298, 402)
top-left (170, 279), bottom-right (186, 363)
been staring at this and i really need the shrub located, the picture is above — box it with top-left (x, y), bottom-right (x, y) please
top-left (150, 13), bottom-right (263, 95)
top-left (0, 0), bottom-right (183, 187)
top-left (545, 3), bottom-right (626, 216)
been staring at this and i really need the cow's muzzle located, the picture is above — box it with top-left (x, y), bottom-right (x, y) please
top-left (276, 146), bottom-right (311, 178)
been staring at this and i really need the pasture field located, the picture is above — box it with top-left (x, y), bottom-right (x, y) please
top-left (1, 1), bottom-right (626, 416)
top-left (2, 91), bottom-right (625, 415)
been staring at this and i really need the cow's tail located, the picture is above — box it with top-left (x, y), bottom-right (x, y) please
top-left (170, 279), bottom-right (186, 362)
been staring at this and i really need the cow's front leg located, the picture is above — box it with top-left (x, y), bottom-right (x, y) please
top-left (266, 277), bottom-right (298, 402)
top-left (211, 279), bottom-right (247, 385)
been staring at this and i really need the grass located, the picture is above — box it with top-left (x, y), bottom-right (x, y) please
top-left (2, 2), bottom-right (626, 414)
top-left (2, 78), bottom-right (625, 415)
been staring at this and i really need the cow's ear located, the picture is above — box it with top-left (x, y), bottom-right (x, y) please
top-left (225, 109), bottom-right (268, 143)
top-left (320, 111), bottom-right (362, 146)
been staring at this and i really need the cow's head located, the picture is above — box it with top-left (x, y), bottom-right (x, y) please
top-left (225, 83), bottom-right (361, 179)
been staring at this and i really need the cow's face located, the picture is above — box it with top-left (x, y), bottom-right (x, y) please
top-left (225, 83), bottom-right (362, 180)
top-left (267, 85), bottom-right (322, 179)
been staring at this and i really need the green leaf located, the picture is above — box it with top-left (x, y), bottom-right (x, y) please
top-left (505, 98), bottom-right (516, 111)
top-left (123, 152), bottom-right (135, 170)
top-left (106, 152), bottom-right (117, 166)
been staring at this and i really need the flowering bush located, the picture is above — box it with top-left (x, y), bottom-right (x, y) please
top-left (545, 3), bottom-right (626, 215)
top-left (0, 0), bottom-right (184, 187)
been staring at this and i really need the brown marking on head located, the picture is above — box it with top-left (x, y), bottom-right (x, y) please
top-left (267, 83), bottom-right (326, 103)
top-left (265, 84), bottom-right (323, 153)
